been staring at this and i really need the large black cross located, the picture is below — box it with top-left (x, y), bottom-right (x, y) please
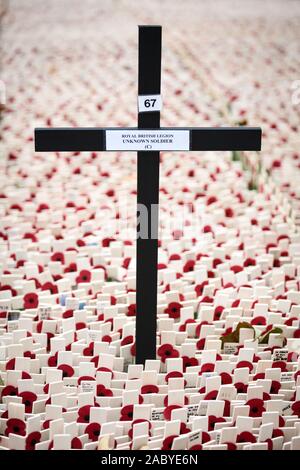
top-left (35, 26), bottom-right (261, 365)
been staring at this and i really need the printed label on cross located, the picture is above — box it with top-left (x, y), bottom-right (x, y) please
top-left (35, 25), bottom-right (261, 365)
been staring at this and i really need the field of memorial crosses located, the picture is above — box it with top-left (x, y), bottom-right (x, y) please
top-left (0, 0), bottom-right (300, 451)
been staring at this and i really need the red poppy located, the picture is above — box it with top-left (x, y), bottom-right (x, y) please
top-left (57, 364), bottom-right (74, 378)
top-left (204, 390), bottom-right (218, 400)
top-left (128, 419), bottom-right (151, 439)
top-left (120, 405), bottom-right (134, 421)
top-left (25, 431), bottom-right (41, 450)
top-left (161, 435), bottom-right (178, 450)
top-left (190, 444), bottom-right (203, 450)
top-left (78, 376), bottom-right (95, 385)
top-left (183, 260), bottom-right (195, 272)
top-left (272, 361), bottom-right (287, 372)
top-left (6, 358), bottom-right (16, 370)
top-left (231, 265), bottom-right (243, 274)
top-left (96, 366), bottom-right (114, 378)
top-left (208, 415), bottom-right (226, 432)
top-left (236, 360), bottom-right (254, 372)
top-left (64, 262), bottom-right (77, 273)
top-left (165, 371), bottom-right (185, 384)
top-left (96, 384), bottom-right (113, 397)
top-left (41, 282), bottom-right (58, 294)
top-left (63, 309), bottom-right (74, 319)
top-left (200, 363), bottom-right (215, 374)
top-left (195, 321), bottom-right (210, 337)
top-left (71, 437), bottom-right (83, 449)
top-left (214, 306), bottom-right (224, 321)
top-left (127, 304), bottom-right (136, 317)
top-left (24, 351), bottom-right (36, 359)
top-left (220, 372), bottom-right (232, 385)
top-left (5, 418), bottom-right (26, 436)
top-left (121, 335), bottom-right (134, 346)
top-left (141, 384), bottom-right (159, 394)
top-left (294, 330), bottom-right (300, 339)
top-left (83, 342), bottom-right (94, 356)
top-left (196, 338), bottom-right (206, 350)
top-left (251, 316), bottom-right (267, 326)
top-left (77, 405), bottom-right (93, 423)
top-left (48, 352), bottom-right (58, 367)
top-left (225, 442), bottom-right (237, 450)
top-left (76, 270), bottom-right (91, 283)
top-left (19, 391), bottom-right (37, 413)
top-left (234, 382), bottom-right (248, 393)
top-left (182, 356), bottom-right (198, 371)
top-left (86, 422), bottom-right (101, 441)
top-left (272, 428), bottom-right (284, 438)
top-left (180, 422), bottom-right (191, 434)
top-left (291, 401), bottom-right (300, 418)
top-left (157, 344), bottom-right (179, 363)
top-left (195, 281), bottom-right (209, 297)
top-left (237, 431), bottom-right (256, 443)
top-left (164, 301), bottom-right (182, 319)
top-left (51, 252), bottom-right (65, 263)
top-left (163, 405), bottom-right (182, 421)
top-left (246, 398), bottom-right (265, 417)
top-left (270, 380), bottom-right (281, 394)
top-left (23, 293), bottom-right (39, 309)
top-left (1, 385), bottom-right (18, 397)
top-left (179, 319), bottom-right (196, 332)
top-left (76, 321), bottom-right (86, 330)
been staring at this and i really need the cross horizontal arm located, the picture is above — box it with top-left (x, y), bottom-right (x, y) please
top-left (35, 127), bottom-right (261, 152)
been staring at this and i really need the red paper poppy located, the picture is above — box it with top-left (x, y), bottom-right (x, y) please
top-left (161, 435), bottom-right (178, 450)
top-left (179, 319), bottom-right (196, 332)
top-left (127, 304), bottom-right (136, 317)
top-left (291, 401), bottom-right (300, 417)
top-left (128, 419), bottom-right (151, 439)
top-left (71, 437), bottom-right (83, 449)
top-left (196, 338), bottom-right (206, 350)
top-left (270, 380), bottom-right (281, 394)
top-left (165, 371), bottom-right (186, 386)
top-left (5, 418), bottom-right (26, 436)
top-left (96, 366), bottom-right (114, 379)
top-left (76, 270), bottom-right (91, 283)
top-left (180, 422), bottom-right (191, 434)
top-left (163, 405), bottom-right (182, 421)
top-left (272, 428), bottom-right (284, 438)
top-left (200, 363), bottom-right (215, 374)
top-left (78, 375), bottom-right (95, 385)
top-left (183, 260), bottom-right (195, 272)
top-left (63, 309), bottom-right (74, 319)
top-left (234, 382), bottom-right (248, 393)
top-left (195, 281), bottom-right (209, 297)
top-left (195, 321), bottom-right (210, 337)
top-left (225, 442), bottom-right (237, 450)
top-left (83, 342), bottom-right (94, 356)
top-left (23, 293), bottom-right (39, 309)
top-left (19, 391), bottom-right (37, 413)
top-left (204, 390), bottom-right (218, 400)
top-left (51, 252), bottom-right (65, 263)
top-left (220, 372), bottom-right (232, 385)
top-left (96, 384), bottom-right (113, 397)
top-left (41, 282), bottom-right (58, 294)
top-left (157, 343), bottom-right (179, 363)
top-left (121, 335), bottom-right (134, 346)
top-left (141, 384), bottom-right (159, 394)
top-left (251, 316), bottom-right (267, 326)
top-left (190, 444), bottom-right (203, 450)
top-left (272, 361), bottom-right (287, 372)
top-left (1, 385), bottom-right (18, 397)
top-left (182, 356), bottom-right (198, 371)
top-left (237, 431), bottom-right (256, 443)
top-left (214, 306), bottom-right (224, 321)
top-left (64, 262), bottom-right (77, 273)
top-left (120, 405), bottom-right (134, 421)
top-left (25, 431), bottom-right (41, 450)
top-left (86, 422), bottom-right (101, 441)
top-left (57, 364), bottom-right (74, 378)
top-left (5, 358), bottom-right (15, 370)
top-left (236, 360), bottom-right (254, 372)
top-left (246, 398), bottom-right (265, 418)
top-left (48, 352), bottom-right (58, 367)
top-left (24, 351), bottom-right (36, 359)
top-left (164, 301), bottom-right (182, 319)
top-left (76, 321), bottom-right (86, 330)
top-left (77, 405), bottom-right (93, 423)
top-left (208, 415), bottom-right (226, 432)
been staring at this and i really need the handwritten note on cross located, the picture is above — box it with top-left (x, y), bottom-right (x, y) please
top-left (35, 26), bottom-right (261, 364)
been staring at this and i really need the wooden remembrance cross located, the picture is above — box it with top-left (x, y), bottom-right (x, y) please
top-left (35, 26), bottom-right (261, 365)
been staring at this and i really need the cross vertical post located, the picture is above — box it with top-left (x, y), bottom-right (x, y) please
top-left (136, 26), bottom-right (162, 364)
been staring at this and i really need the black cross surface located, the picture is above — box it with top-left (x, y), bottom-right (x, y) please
top-left (35, 26), bottom-right (261, 365)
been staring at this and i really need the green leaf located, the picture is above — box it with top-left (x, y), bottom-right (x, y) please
top-left (221, 321), bottom-right (254, 348)
top-left (258, 327), bottom-right (284, 344)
